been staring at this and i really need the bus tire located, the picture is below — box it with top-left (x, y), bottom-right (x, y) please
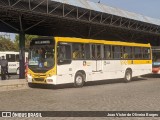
top-left (124, 69), bottom-right (132, 82)
top-left (74, 72), bottom-right (85, 87)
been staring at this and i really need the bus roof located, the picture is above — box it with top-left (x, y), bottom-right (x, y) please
top-left (55, 37), bottom-right (151, 47)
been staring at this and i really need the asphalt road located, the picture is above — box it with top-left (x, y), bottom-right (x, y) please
top-left (0, 75), bottom-right (160, 120)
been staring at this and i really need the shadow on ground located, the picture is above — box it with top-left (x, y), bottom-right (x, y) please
top-left (141, 74), bottom-right (160, 78)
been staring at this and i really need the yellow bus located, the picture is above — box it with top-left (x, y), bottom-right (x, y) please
top-left (27, 37), bottom-right (152, 87)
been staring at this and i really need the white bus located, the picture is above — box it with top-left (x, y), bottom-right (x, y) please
top-left (0, 52), bottom-right (28, 74)
top-left (27, 37), bottom-right (152, 87)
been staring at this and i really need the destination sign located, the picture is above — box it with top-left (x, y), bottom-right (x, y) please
top-left (30, 38), bottom-right (54, 46)
top-left (34, 41), bottom-right (50, 45)
top-left (30, 39), bottom-right (54, 46)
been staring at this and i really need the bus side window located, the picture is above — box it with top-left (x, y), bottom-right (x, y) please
top-left (72, 43), bottom-right (85, 60)
top-left (91, 44), bottom-right (103, 60)
top-left (104, 45), bottom-right (112, 59)
top-left (96, 45), bottom-right (102, 60)
top-left (113, 46), bottom-right (122, 59)
top-left (16, 54), bottom-right (19, 62)
top-left (143, 48), bottom-right (150, 59)
top-left (134, 47), bottom-right (142, 59)
top-left (123, 46), bottom-right (132, 59)
top-left (58, 44), bottom-right (71, 65)
top-left (6, 54), bottom-right (16, 62)
top-left (85, 44), bottom-right (91, 59)
top-left (91, 45), bottom-right (96, 59)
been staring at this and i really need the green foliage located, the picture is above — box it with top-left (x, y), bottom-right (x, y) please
top-left (0, 36), bottom-right (16, 51)
top-left (0, 34), bottom-right (39, 51)
top-left (14, 34), bottom-right (38, 51)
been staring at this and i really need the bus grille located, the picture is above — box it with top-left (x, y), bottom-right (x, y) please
top-left (34, 78), bottom-right (45, 82)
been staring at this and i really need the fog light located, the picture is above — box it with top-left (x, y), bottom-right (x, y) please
top-left (47, 79), bottom-right (53, 82)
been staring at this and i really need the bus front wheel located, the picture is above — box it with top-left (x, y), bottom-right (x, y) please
top-left (124, 69), bottom-right (132, 82)
top-left (74, 72), bottom-right (85, 87)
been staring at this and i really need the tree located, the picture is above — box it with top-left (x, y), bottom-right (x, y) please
top-left (14, 34), bottom-right (39, 51)
top-left (0, 36), bottom-right (16, 51)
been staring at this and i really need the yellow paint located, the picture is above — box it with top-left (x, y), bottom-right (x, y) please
top-left (133, 60), bottom-right (152, 64)
top-left (55, 37), bottom-right (151, 48)
top-left (120, 60), bottom-right (152, 65)
top-left (27, 65), bottom-right (56, 84)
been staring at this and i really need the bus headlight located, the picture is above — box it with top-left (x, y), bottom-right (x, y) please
top-left (27, 74), bottom-right (33, 82)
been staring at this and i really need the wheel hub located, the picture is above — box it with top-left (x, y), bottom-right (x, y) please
top-left (76, 76), bottom-right (83, 85)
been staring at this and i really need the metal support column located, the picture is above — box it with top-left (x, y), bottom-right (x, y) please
top-left (19, 31), bottom-right (25, 79)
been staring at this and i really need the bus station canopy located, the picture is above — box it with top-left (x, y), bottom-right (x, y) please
top-left (0, 0), bottom-right (160, 45)
top-left (54, 0), bottom-right (160, 26)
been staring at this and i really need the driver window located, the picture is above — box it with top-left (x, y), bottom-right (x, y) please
top-left (58, 43), bottom-right (71, 65)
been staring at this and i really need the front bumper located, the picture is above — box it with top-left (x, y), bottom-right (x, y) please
top-left (27, 74), bottom-right (57, 85)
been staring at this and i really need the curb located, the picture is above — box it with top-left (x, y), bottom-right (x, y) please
top-left (0, 79), bottom-right (29, 92)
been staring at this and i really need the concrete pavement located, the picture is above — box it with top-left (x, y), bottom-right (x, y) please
top-left (0, 77), bottom-right (160, 120)
top-left (0, 79), bottom-right (28, 91)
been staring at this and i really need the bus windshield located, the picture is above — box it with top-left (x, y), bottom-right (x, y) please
top-left (28, 43), bottom-right (55, 72)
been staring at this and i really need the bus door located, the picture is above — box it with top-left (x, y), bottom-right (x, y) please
top-left (57, 43), bottom-right (72, 84)
top-left (91, 44), bottom-right (103, 72)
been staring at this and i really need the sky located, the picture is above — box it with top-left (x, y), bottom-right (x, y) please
top-left (1, 0), bottom-right (160, 40)
top-left (92, 0), bottom-right (160, 19)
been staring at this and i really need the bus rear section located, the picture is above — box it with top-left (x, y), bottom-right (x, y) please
top-left (152, 46), bottom-right (160, 74)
